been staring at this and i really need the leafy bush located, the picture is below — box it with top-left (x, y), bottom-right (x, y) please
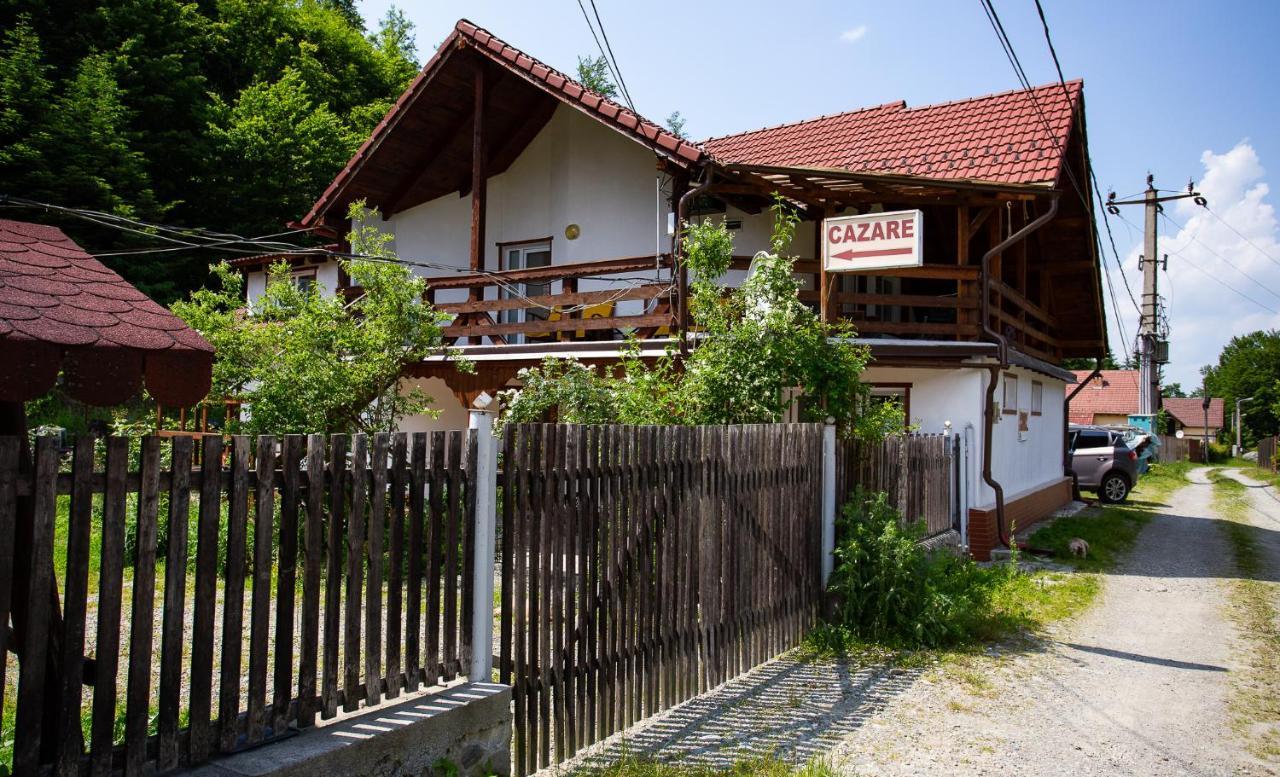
top-left (820, 490), bottom-right (1016, 648)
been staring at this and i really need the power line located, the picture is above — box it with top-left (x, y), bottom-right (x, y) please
top-left (574, 0), bottom-right (634, 111)
top-left (1201, 203), bottom-right (1280, 271)
top-left (587, 0), bottom-right (636, 111)
top-left (2, 194), bottom-right (674, 314)
top-left (1155, 209), bottom-right (1280, 303)
top-left (981, 0), bottom-right (1140, 358)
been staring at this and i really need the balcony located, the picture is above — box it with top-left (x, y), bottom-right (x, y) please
top-left (340, 252), bottom-right (1062, 361)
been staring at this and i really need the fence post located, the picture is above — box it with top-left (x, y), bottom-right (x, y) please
top-left (469, 397), bottom-right (498, 682)
top-left (821, 419), bottom-right (836, 586)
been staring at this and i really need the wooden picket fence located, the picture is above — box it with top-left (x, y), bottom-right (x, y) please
top-left (498, 423), bottom-right (825, 775)
top-left (0, 430), bottom-right (478, 777)
top-left (1258, 435), bottom-right (1278, 472)
top-left (835, 433), bottom-right (956, 537)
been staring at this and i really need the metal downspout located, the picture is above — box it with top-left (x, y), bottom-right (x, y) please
top-left (979, 194), bottom-right (1060, 550)
top-left (1064, 355), bottom-right (1105, 499)
top-left (675, 167), bottom-right (714, 357)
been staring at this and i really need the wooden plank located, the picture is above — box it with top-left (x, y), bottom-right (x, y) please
top-left (423, 255), bottom-right (672, 291)
top-left (248, 436), bottom-right (277, 740)
top-left (343, 435), bottom-right (367, 711)
top-left (406, 433), bottom-right (426, 686)
top-left (366, 433), bottom-right (389, 706)
top-left (527, 424), bottom-right (545, 773)
top-left (186, 435), bottom-right (223, 764)
top-left (298, 435), bottom-right (325, 727)
top-left (157, 435), bottom-right (193, 769)
top-left (219, 436), bottom-right (251, 752)
top-left (444, 431), bottom-right (462, 681)
top-left (323, 434), bottom-right (348, 718)
top-left (582, 425), bottom-right (598, 746)
top-left (13, 436), bottom-right (59, 776)
top-left (563, 425), bottom-right (578, 756)
top-left (538, 424), bottom-right (553, 768)
top-left (443, 313), bottom-right (670, 339)
top-left (509, 427), bottom-right (528, 774)
top-left (424, 431), bottom-right (443, 685)
top-left (274, 435), bottom-right (303, 735)
top-left (500, 425), bottom-right (515, 687)
top-left (0, 438), bottom-right (18, 770)
top-left (574, 423), bottom-right (589, 747)
top-left (385, 434), bottom-right (407, 698)
top-left (545, 424), bottom-right (563, 765)
top-left (436, 283), bottom-right (668, 315)
top-left (126, 436), bottom-right (162, 773)
top-left (54, 436), bottom-right (94, 776)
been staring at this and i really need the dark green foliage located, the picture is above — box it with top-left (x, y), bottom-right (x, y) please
top-left (1202, 329), bottom-right (1280, 444)
top-left (0, 0), bottom-right (419, 303)
top-left (820, 490), bottom-right (1015, 648)
top-left (575, 54), bottom-right (617, 98)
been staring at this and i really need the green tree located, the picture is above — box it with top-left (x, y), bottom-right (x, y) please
top-left (1061, 348), bottom-right (1120, 371)
top-left (0, 0), bottom-right (420, 303)
top-left (575, 54), bottom-right (617, 98)
top-left (1202, 330), bottom-right (1280, 444)
top-left (1162, 382), bottom-right (1187, 398)
top-left (665, 110), bottom-right (687, 139)
top-left (172, 202), bottom-right (461, 435)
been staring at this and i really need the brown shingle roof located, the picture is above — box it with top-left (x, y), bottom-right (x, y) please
top-left (1162, 397), bottom-right (1225, 429)
top-left (0, 219), bottom-right (213, 406)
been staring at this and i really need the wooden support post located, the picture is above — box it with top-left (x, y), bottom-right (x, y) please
top-left (816, 207), bottom-right (832, 322)
top-left (469, 62), bottom-right (487, 303)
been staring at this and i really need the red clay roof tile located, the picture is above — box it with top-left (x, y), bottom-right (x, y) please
top-left (703, 80), bottom-right (1081, 186)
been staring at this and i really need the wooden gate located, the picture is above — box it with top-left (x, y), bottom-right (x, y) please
top-left (835, 434), bottom-right (955, 537)
top-left (498, 423), bottom-right (824, 775)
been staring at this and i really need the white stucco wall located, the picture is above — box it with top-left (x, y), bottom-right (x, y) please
top-left (385, 103), bottom-right (670, 312)
top-left (397, 377), bottom-right (469, 434)
top-left (860, 363), bottom-right (1067, 510)
top-left (244, 261), bottom-right (341, 304)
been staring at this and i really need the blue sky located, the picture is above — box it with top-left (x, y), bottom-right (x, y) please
top-left (357, 0), bottom-right (1280, 389)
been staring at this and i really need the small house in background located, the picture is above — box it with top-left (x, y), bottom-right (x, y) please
top-left (1067, 369), bottom-right (1139, 425)
top-left (1162, 396), bottom-right (1225, 440)
top-left (236, 19), bottom-right (1111, 559)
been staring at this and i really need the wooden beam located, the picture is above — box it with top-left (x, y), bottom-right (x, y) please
top-left (469, 62), bottom-right (486, 302)
top-left (968, 206), bottom-right (994, 240)
top-left (385, 110), bottom-right (471, 214)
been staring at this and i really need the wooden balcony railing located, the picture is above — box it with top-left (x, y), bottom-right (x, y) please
top-left (427, 255), bottom-right (675, 345)
top-left (338, 252), bottom-right (1060, 357)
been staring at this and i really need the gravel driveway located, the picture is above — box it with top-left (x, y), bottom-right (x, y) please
top-left (830, 468), bottom-right (1267, 776)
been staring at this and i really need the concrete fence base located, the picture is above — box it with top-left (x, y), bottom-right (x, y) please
top-left (184, 682), bottom-right (512, 777)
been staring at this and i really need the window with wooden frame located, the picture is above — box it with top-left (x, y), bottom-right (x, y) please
top-left (290, 267), bottom-right (317, 293)
top-left (1002, 372), bottom-right (1018, 415)
top-left (868, 383), bottom-right (912, 430)
top-left (1030, 380), bottom-right (1044, 416)
top-left (497, 238), bottom-right (553, 342)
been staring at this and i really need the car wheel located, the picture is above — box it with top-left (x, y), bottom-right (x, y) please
top-left (1099, 472), bottom-right (1130, 504)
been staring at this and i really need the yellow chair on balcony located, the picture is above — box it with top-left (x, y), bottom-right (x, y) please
top-left (523, 301), bottom-right (617, 342)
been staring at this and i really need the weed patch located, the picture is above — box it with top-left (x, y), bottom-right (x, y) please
top-left (1211, 474), bottom-right (1280, 762)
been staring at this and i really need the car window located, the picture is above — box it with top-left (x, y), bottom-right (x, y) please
top-left (1076, 431), bottom-right (1111, 449)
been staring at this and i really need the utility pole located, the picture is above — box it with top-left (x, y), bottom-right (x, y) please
top-left (1106, 177), bottom-right (1205, 419)
top-left (1235, 396), bottom-right (1254, 457)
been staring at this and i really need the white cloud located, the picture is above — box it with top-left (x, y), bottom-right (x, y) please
top-left (1102, 141), bottom-right (1280, 390)
top-left (840, 25), bottom-right (867, 43)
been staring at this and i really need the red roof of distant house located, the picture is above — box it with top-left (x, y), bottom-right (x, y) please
top-left (703, 80), bottom-right (1082, 186)
top-left (0, 218), bottom-right (213, 407)
top-left (1162, 397), bottom-right (1225, 429)
top-left (1066, 369), bottom-right (1139, 425)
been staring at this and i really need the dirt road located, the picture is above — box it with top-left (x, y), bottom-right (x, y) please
top-left (832, 468), bottom-right (1275, 776)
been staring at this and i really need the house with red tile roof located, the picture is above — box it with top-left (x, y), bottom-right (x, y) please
top-left (1066, 370), bottom-right (1140, 426)
top-left (237, 19), bottom-right (1111, 558)
top-left (1162, 397), bottom-right (1225, 439)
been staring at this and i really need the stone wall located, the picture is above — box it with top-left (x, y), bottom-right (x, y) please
top-left (186, 682), bottom-right (511, 777)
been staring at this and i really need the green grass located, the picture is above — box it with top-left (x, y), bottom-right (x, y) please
top-left (581, 753), bottom-right (839, 776)
top-left (1210, 473), bottom-right (1280, 763)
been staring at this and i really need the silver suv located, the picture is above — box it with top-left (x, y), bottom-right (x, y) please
top-left (1068, 425), bottom-right (1139, 503)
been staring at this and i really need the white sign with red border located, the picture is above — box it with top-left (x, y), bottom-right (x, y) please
top-left (822, 209), bottom-right (924, 272)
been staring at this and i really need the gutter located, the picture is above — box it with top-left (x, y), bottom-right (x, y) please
top-left (674, 166), bottom-right (714, 356)
top-left (1064, 355), bottom-right (1104, 500)
top-left (978, 194), bottom-right (1060, 551)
